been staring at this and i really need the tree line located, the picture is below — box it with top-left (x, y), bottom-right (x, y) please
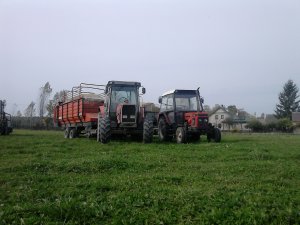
top-left (11, 82), bottom-right (66, 129)
top-left (8, 79), bottom-right (300, 131)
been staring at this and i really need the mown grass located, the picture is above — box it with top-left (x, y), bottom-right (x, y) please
top-left (0, 130), bottom-right (299, 224)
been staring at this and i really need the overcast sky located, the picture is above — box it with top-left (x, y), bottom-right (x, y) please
top-left (0, 0), bottom-right (299, 116)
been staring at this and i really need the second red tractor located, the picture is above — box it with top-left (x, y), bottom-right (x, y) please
top-left (157, 89), bottom-right (221, 143)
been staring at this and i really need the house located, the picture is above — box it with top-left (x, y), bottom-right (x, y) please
top-left (257, 113), bottom-right (277, 125)
top-left (292, 112), bottom-right (300, 134)
top-left (209, 106), bottom-right (250, 131)
top-left (209, 106), bottom-right (230, 130)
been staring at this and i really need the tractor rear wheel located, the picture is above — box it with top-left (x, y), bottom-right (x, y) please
top-left (143, 118), bottom-right (153, 143)
top-left (99, 116), bottom-right (111, 144)
top-left (176, 127), bottom-right (187, 144)
top-left (158, 118), bottom-right (172, 141)
top-left (97, 113), bottom-right (101, 142)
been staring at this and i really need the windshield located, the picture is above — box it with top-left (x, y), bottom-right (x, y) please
top-left (175, 93), bottom-right (200, 111)
top-left (109, 86), bottom-right (138, 112)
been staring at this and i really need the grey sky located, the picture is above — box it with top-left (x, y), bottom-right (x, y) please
top-left (1, 0), bottom-right (299, 116)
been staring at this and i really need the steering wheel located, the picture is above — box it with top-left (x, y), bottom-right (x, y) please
top-left (119, 97), bottom-right (129, 103)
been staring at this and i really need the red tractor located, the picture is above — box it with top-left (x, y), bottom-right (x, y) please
top-left (157, 89), bottom-right (221, 143)
top-left (54, 81), bottom-right (155, 143)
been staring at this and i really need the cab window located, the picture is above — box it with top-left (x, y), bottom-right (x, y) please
top-left (160, 94), bottom-right (174, 111)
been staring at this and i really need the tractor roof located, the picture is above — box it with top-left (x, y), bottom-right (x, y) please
top-left (107, 80), bottom-right (141, 87)
top-left (161, 89), bottom-right (197, 97)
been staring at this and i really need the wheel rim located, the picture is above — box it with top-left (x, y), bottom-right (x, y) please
top-left (177, 130), bottom-right (182, 142)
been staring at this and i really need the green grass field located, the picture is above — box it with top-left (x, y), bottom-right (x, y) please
top-left (0, 130), bottom-right (299, 224)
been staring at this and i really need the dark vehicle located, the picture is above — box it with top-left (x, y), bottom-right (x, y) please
top-left (157, 89), bottom-right (221, 143)
top-left (0, 100), bottom-right (13, 135)
top-left (54, 81), bottom-right (155, 143)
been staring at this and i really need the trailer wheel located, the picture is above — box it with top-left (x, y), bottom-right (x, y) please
top-left (64, 129), bottom-right (70, 139)
top-left (176, 127), bottom-right (187, 144)
top-left (69, 128), bottom-right (77, 139)
top-left (99, 116), bottom-right (111, 144)
top-left (213, 128), bottom-right (221, 142)
top-left (86, 131), bottom-right (92, 139)
top-left (158, 118), bottom-right (172, 141)
top-left (143, 118), bottom-right (153, 143)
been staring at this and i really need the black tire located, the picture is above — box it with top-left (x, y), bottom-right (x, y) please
top-left (97, 113), bottom-right (101, 142)
top-left (99, 116), bottom-right (111, 144)
top-left (143, 118), bottom-right (153, 143)
top-left (69, 128), bottom-right (77, 139)
top-left (64, 129), bottom-right (70, 139)
top-left (213, 128), bottom-right (221, 143)
top-left (1, 122), bottom-right (7, 135)
top-left (176, 127), bottom-right (187, 144)
top-left (158, 118), bottom-right (172, 141)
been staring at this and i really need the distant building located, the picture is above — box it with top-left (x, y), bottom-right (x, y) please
top-left (292, 112), bottom-right (300, 134)
top-left (256, 113), bottom-right (277, 125)
top-left (142, 102), bottom-right (160, 112)
top-left (209, 106), bottom-right (250, 131)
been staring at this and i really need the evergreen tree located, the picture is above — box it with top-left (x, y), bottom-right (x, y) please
top-left (275, 80), bottom-right (300, 119)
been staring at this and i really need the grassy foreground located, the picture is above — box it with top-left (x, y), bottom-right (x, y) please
top-left (0, 130), bottom-right (299, 224)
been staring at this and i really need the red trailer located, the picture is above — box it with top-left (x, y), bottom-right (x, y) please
top-left (54, 83), bottom-right (105, 138)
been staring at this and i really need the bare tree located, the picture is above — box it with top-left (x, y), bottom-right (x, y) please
top-left (203, 105), bottom-right (211, 113)
top-left (16, 110), bottom-right (22, 117)
top-left (227, 105), bottom-right (238, 115)
top-left (38, 82), bottom-right (52, 118)
top-left (24, 101), bottom-right (36, 128)
top-left (24, 102), bottom-right (36, 117)
top-left (46, 90), bottom-right (68, 117)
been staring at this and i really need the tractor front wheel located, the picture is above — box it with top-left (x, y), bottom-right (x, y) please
top-left (176, 127), bottom-right (187, 144)
top-left (143, 118), bottom-right (153, 143)
top-left (213, 128), bottom-right (221, 142)
top-left (207, 127), bottom-right (221, 143)
top-left (99, 116), bottom-right (111, 144)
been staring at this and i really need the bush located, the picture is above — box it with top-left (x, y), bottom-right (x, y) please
top-left (276, 118), bottom-right (293, 132)
top-left (246, 119), bottom-right (263, 132)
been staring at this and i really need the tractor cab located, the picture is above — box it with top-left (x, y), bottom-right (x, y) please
top-left (103, 81), bottom-right (145, 128)
top-left (97, 80), bottom-right (153, 144)
top-left (158, 89), bottom-right (221, 143)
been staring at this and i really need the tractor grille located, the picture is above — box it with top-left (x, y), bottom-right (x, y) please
top-left (122, 105), bottom-right (136, 123)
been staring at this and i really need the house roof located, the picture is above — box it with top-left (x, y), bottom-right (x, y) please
top-left (208, 106), bottom-right (229, 116)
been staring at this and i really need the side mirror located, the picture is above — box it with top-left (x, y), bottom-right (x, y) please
top-left (158, 96), bottom-right (162, 104)
top-left (142, 87), bottom-right (146, 94)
